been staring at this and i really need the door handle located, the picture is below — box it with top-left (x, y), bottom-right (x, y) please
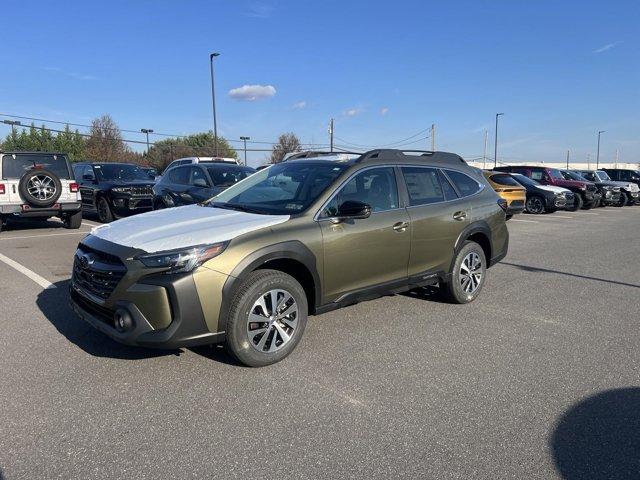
top-left (392, 221), bottom-right (409, 232)
top-left (453, 211), bottom-right (467, 221)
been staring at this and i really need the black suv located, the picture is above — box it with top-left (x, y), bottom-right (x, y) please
top-left (602, 169), bottom-right (640, 204)
top-left (153, 162), bottom-right (255, 209)
top-left (73, 162), bottom-right (156, 223)
top-left (508, 173), bottom-right (575, 213)
top-left (561, 169), bottom-right (622, 207)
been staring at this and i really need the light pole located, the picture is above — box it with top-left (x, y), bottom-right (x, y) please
top-left (210, 52), bottom-right (221, 157)
top-left (3, 119), bottom-right (21, 134)
top-left (240, 136), bottom-right (250, 165)
top-left (141, 128), bottom-right (154, 153)
top-left (596, 130), bottom-right (605, 169)
top-left (494, 113), bottom-right (504, 168)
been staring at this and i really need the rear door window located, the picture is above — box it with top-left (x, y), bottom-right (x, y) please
top-left (444, 170), bottom-right (483, 197)
top-left (401, 167), bottom-right (444, 206)
top-left (438, 170), bottom-right (458, 201)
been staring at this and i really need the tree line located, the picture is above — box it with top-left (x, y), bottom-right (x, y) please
top-left (0, 114), bottom-right (303, 170)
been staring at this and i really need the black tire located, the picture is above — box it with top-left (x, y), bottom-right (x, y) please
top-left (62, 210), bottom-right (82, 229)
top-left (615, 193), bottom-right (628, 207)
top-left (505, 214), bottom-right (513, 221)
top-left (225, 269), bottom-right (308, 367)
top-left (18, 169), bottom-right (62, 208)
top-left (566, 194), bottom-right (583, 211)
top-left (582, 201), bottom-right (593, 210)
top-left (154, 199), bottom-right (167, 210)
top-left (525, 195), bottom-right (545, 214)
top-left (623, 193), bottom-right (634, 206)
top-left (96, 196), bottom-right (114, 223)
top-left (440, 241), bottom-right (487, 304)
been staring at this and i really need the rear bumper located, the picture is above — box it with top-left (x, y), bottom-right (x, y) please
top-left (0, 202), bottom-right (81, 217)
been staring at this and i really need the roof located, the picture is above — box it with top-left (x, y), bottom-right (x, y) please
top-left (284, 149), bottom-right (468, 167)
top-left (0, 151), bottom-right (68, 156)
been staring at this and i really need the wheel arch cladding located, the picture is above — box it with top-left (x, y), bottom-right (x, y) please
top-left (220, 241), bottom-right (321, 331)
top-left (453, 222), bottom-right (493, 269)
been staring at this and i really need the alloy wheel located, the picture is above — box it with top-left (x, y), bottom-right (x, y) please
top-left (526, 197), bottom-right (544, 214)
top-left (27, 175), bottom-right (56, 201)
top-left (246, 289), bottom-right (298, 353)
top-left (459, 252), bottom-right (483, 294)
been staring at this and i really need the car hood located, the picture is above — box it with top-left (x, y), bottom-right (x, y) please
top-left (537, 185), bottom-right (571, 194)
top-left (90, 204), bottom-right (290, 253)
top-left (609, 181), bottom-right (639, 192)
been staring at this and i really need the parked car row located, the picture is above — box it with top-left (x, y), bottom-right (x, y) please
top-left (483, 165), bottom-right (640, 217)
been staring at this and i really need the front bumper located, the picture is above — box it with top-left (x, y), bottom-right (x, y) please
top-left (69, 235), bottom-right (226, 349)
top-left (0, 202), bottom-right (81, 217)
top-left (111, 195), bottom-right (153, 215)
top-left (506, 200), bottom-right (525, 215)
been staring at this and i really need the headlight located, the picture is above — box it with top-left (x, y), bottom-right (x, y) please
top-left (112, 187), bottom-right (132, 193)
top-left (579, 185), bottom-right (587, 190)
top-left (137, 242), bottom-right (228, 273)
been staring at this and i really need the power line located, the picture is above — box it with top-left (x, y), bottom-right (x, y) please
top-left (334, 126), bottom-right (432, 150)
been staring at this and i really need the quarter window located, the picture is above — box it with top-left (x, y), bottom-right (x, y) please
top-left (401, 167), bottom-right (444, 206)
top-left (489, 173), bottom-right (521, 187)
top-left (444, 170), bottom-right (482, 198)
top-left (321, 167), bottom-right (399, 217)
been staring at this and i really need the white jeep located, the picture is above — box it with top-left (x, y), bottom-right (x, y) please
top-left (0, 151), bottom-right (82, 232)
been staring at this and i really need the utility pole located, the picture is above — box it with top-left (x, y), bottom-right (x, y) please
top-left (615, 149), bottom-right (619, 168)
top-left (494, 113), bottom-right (504, 168)
top-left (431, 123), bottom-right (436, 151)
top-left (329, 118), bottom-right (334, 152)
top-left (482, 129), bottom-right (488, 169)
top-left (141, 128), bottom-right (154, 153)
top-left (596, 130), bottom-right (605, 169)
top-left (240, 136), bottom-right (250, 165)
top-left (587, 153), bottom-right (591, 170)
top-left (210, 52), bottom-right (221, 157)
top-left (566, 150), bottom-right (570, 169)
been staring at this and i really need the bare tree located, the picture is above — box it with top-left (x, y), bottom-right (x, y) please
top-left (269, 132), bottom-right (301, 164)
top-left (85, 114), bottom-right (131, 162)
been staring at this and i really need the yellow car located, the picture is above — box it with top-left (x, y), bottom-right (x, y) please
top-left (482, 171), bottom-right (526, 218)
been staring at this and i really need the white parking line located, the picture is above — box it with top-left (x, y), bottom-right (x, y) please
top-left (579, 212), bottom-right (600, 215)
top-left (545, 215), bottom-right (574, 219)
top-left (511, 219), bottom-right (539, 223)
top-left (82, 220), bottom-right (101, 227)
top-left (0, 253), bottom-right (55, 289)
top-left (0, 231), bottom-right (88, 241)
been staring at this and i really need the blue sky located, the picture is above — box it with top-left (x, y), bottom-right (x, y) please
top-left (0, 0), bottom-right (638, 166)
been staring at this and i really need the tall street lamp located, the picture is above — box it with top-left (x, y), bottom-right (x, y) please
top-left (141, 128), bottom-right (154, 153)
top-left (210, 52), bottom-right (221, 157)
top-left (494, 113), bottom-right (504, 168)
top-left (596, 130), bottom-right (605, 169)
top-left (3, 119), bottom-right (21, 134)
top-left (240, 136), bottom-right (250, 165)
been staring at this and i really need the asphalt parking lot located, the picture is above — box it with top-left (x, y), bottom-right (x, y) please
top-left (1, 209), bottom-right (639, 479)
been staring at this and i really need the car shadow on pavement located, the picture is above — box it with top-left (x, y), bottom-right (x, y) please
top-left (401, 285), bottom-right (451, 304)
top-left (551, 387), bottom-right (640, 479)
top-left (36, 280), bottom-right (180, 360)
top-left (189, 344), bottom-right (243, 366)
top-left (502, 262), bottom-right (640, 289)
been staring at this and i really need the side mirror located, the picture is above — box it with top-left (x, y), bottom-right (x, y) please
top-left (193, 178), bottom-right (208, 188)
top-left (332, 200), bottom-right (371, 223)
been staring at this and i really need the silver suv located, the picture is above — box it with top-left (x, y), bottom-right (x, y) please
top-left (0, 151), bottom-right (82, 232)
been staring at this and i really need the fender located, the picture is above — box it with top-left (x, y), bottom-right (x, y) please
top-left (218, 240), bottom-right (322, 331)
top-left (450, 220), bottom-right (493, 272)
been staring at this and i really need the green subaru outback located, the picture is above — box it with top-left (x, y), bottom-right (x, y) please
top-left (70, 149), bottom-right (509, 366)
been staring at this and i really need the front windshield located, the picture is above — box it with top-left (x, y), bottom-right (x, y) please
top-left (548, 169), bottom-right (565, 180)
top-left (596, 171), bottom-right (611, 181)
top-left (211, 161), bottom-right (348, 215)
top-left (564, 170), bottom-right (587, 181)
top-left (94, 164), bottom-right (151, 181)
top-left (512, 173), bottom-right (539, 187)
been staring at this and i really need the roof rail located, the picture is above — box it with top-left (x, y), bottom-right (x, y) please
top-left (282, 150), bottom-right (362, 161)
top-left (355, 149), bottom-right (467, 165)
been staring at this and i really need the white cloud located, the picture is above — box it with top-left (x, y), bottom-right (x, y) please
top-left (344, 107), bottom-right (362, 117)
top-left (380, 107), bottom-right (389, 116)
top-left (593, 41), bottom-right (621, 53)
top-left (228, 84), bottom-right (276, 101)
top-left (292, 101), bottom-right (307, 109)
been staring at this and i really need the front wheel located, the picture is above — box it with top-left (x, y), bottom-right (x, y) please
top-left (566, 194), bottom-right (583, 211)
top-left (525, 196), bottom-right (545, 214)
top-left (226, 269), bottom-right (308, 367)
top-left (96, 197), bottom-right (114, 223)
top-left (615, 193), bottom-right (628, 207)
top-left (440, 241), bottom-right (487, 304)
top-left (62, 211), bottom-right (82, 229)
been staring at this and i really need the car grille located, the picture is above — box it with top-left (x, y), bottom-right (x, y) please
top-left (131, 186), bottom-right (153, 196)
top-left (72, 245), bottom-right (127, 300)
top-left (70, 288), bottom-right (115, 324)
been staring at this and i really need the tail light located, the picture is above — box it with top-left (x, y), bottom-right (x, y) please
top-left (0, 184), bottom-right (5, 194)
top-left (497, 198), bottom-right (508, 212)
top-left (69, 183), bottom-right (79, 193)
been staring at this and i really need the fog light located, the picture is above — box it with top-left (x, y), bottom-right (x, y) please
top-left (113, 308), bottom-right (133, 332)
top-left (113, 198), bottom-right (125, 207)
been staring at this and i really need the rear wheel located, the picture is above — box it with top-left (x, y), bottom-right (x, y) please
top-left (226, 269), bottom-right (308, 367)
top-left (62, 211), bottom-right (82, 229)
top-left (525, 196), bottom-right (545, 214)
top-left (440, 241), bottom-right (487, 304)
top-left (96, 197), bottom-right (114, 223)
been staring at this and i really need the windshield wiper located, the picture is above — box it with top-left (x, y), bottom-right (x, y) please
top-left (210, 203), bottom-right (264, 214)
